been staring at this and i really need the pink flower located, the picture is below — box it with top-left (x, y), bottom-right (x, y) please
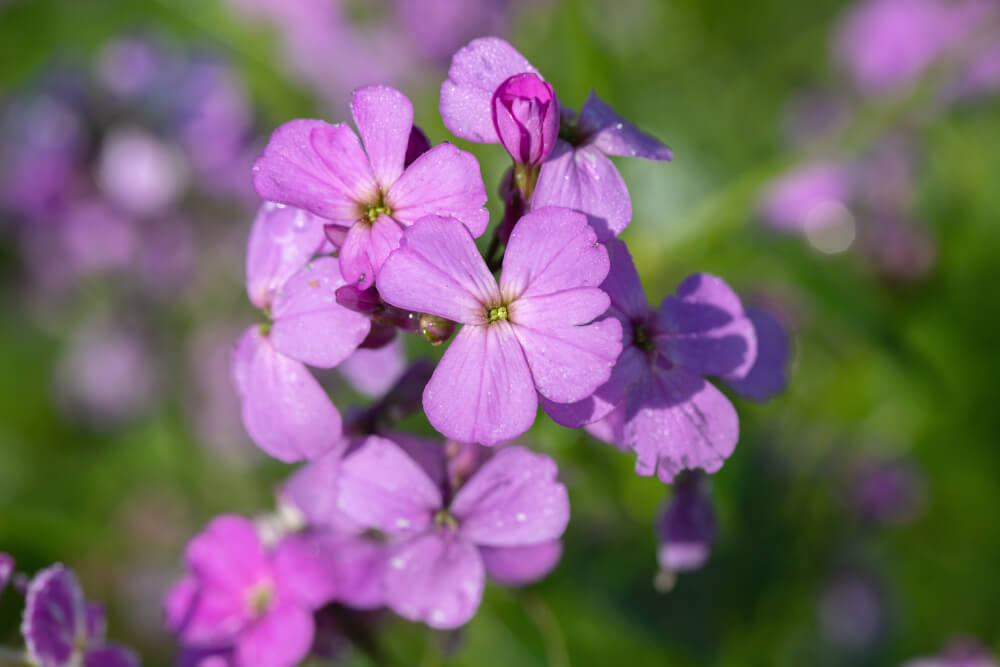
top-left (546, 241), bottom-right (768, 483)
top-left (440, 37), bottom-right (671, 241)
top-left (377, 208), bottom-right (622, 445)
top-left (330, 435), bottom-right (569, 628)
top-left (252, 85), bottom-right (488, 288)
top-left (231, 202), bottom-right (371, 462)
top-left (165, 516), bottom-right (336, 667)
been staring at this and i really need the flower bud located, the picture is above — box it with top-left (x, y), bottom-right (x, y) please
top-left (335, 285), bottom-right (382, 314)
top-left (404, 125), bottom-right (432, 167)
top-left (656, 472), bottom-right (716, 574)
top-left (491, 73), bottom-right (559, 168)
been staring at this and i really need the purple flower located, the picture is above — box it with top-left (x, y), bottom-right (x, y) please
top-left (758, 161), bottom-right (856, 234)
top-left (545, 241), bottom-right (758, 483)
top-left (904, 639), bottom-right (1000, 667)
top-left (377, 208), bottom-right (622, 445)
top-left (845, 456), bottom-right (925, 524)
top-left (252, 85), bottom-right (488, 288)
top-left (166, 516), bottom-right (336, 667)
top-left (96, 126), bottom-right (188, 217)
top-left (232, 202), bottom-right (372, 462)
top-left (656, 472), bottom-right (717, 573)
top-left (492, 72), bottom-right (559, 168)
top-left (726, 307), bottom-right (791, 402)
top-left (440, 37), bottom-right (671, 240)
top-left (334, 435), bottom-right (569, 628)
top-left (22, 564), bottom-right (138, 667)
top-left (0, 552), bottom-right (13, 600)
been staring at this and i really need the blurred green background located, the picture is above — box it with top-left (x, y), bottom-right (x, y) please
top-left (1, 0), bottom-right (999, 665)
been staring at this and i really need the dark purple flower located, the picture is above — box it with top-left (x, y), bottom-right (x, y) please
top-left (491, 72), bottom-right (559, 168)
top-left (22, 564), bottom-right (138, 667)
top-left (545, 240), bottom-right (760, 483)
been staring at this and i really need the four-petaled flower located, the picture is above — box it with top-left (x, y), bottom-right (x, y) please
top-left (378, 208), bottom-right (622, 445)
top-left (253, 85), bottom-right (488, 288)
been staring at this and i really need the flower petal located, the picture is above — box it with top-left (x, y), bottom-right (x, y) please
top-left (601, 239), bottom-right (651, 322)
top-left (656, 273), bottom-right (757, 380)
top-left (338, 435), bottom-right (441, 535)
top-left (83, 646), bottom-right (140, 667)
top-left (274, 535), bottom-right (338, 610)
top-left (451, 446), bottom-right (569, 547)
top-left (532, 142), bottom-right (631, 242)
top-left (337, 337), bottom-right (406, 398)
top-left (500, 206), bottom-right (610, 301)
top-left (480, 541), bottom-right (563, 586)
top-left (384, 533), bottom-right (484, 629)
top-left (625, 366), bottom-right (739, 484)
top-left (269, 257), bottom-right (371, 367)
top-left (185, 516), bottom-right (268, 595)
top-left (377, 215), bottom-right (498, 324)
top-left (232, 327), bottom-right (342, 462)
top-left (726, 307), bottom-right (790, 402)
top-left (542, 343), bottom-right (644, 428)
top-left (245, 202), bottom-right (327, 310)
top-left (280, 447), bottom-right (343, 530)
top-left (440, 37), bottom-right (539, 143)
top-left (577, 91), bottom-right (673, 161)
top-left (164, 575), bottom-right (244, 646)
top-left (252, 119), bottom-right (375, 223)
top-left (386, 144), bottom-right (489, 237)
top-left (235, 602), bottom-right (314, 667)
top-left (351, 85), bottom-right (413, 188)
top-left (22, 564), bottom-right (85, 667)
top-left (423, 323), bottom-right (537, 446)
top-left (312, 533), bottom-right (388, 610)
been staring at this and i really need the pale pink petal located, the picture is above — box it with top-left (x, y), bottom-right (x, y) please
top-left (440, 37), bottom-right (539, 143)
top-left (601, 239), bottom-right (651, 321)
top-left (245, 202), bottom-right (326, 310)
top-left (351, 85), bottom-right (413, 188)
top-left (500, 206), bottom-right (610, 300)
top-left (338, 435), bottom-right (441, 535)
top-left (312, 533), bottom-right (388, 610)
top-left (451, 446), bottom-right (569, 547)
top-left (423, 323), bottom-right (537, 446)
top-left (577, 91), bottom-right (673, 161)
top-left (480, 541), bottom-right (563, 586)
top-left (232, 327), bottom-right (342, 462)
top-left (269, 257), bottom-right (371, 368)
top-left (165, 576), bottom-right (244, 645)
top-left (281, 447), bottom-right (342, 530)
top-left (625, 366), bottom-right (739, 484)
top-left (532, 142), bottom-right (632, 242)
top-left (542, 343), bottom-right (644, 427)
top-left (584, 401), bottom-right (628, 448)
top-left (252, 119), bottom-right (376, 223)
top-left (338, 221), bottom-right (375, 288)
top-left (384, 533), bottom-right (484, 629)
top-left (337, 337), bottom-right (406, 398)
top-left (377, 215), bottom-right (499, 324)
top-left (386, 144), bottom-right (489, 237)
top-left (235, 602), bottom-right (313, 667)
top-left (726, 307), bottom-right (790, 401)
top-left (656, 273), bottom-right (757, 380)
top-left (274, 535), bottom-right (338, 609)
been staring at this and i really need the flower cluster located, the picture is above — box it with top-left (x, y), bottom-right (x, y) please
top-left (166, 36), bottom-right (789, 665)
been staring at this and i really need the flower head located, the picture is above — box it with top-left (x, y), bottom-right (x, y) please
top-left (377, 208), bottom-right (622, 445)
top-left (253, 85), bottom-right (488, 288)
top-left (166, 516), bottom-right (336, 667)
top-left (22, 564), bottom-right (138, 667)
top-left (440, 37), bottom-right (671, 240)
top-left (491, 72), bottom-right (559, 167)
top-left (546, 241), bottom-right (772, 483)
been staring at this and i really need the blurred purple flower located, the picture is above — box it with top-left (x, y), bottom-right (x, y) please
top-left (22, 564), bottom-right (138, 667)
top-left (0, 552), bottom-right (14, 600)
top-left (759, 161), bottom-right (856, 234)
top-left (377, 210), bottom-right (621, 445)
top-left (904, 639), bottom-right (1000, 667)
top-left (97, 38), bottom-right (161, 97)
top-left (546, 241), bottom-right (759, 483)
top-left (845, 455), bottom-right (925, 524)
top-left (396, 0), bottom-right (511, 65)
top-left (166, 516), bottom-right (336, 667)
top-left (253, 85), bottom-right (488, 288)
top-left (337, 336), bottom-right (406, 399)
top-left (97, 126), bottom-right (188, 217)
top-left (817, 568), bottom-right (886, 651)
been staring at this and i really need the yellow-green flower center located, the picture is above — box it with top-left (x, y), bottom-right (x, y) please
top-left (487, 305), bottom-right (509, 322)
top-left (246, 582), bottom-right (274, 618)
top-left (434, 508), bottom-right (458, 530)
